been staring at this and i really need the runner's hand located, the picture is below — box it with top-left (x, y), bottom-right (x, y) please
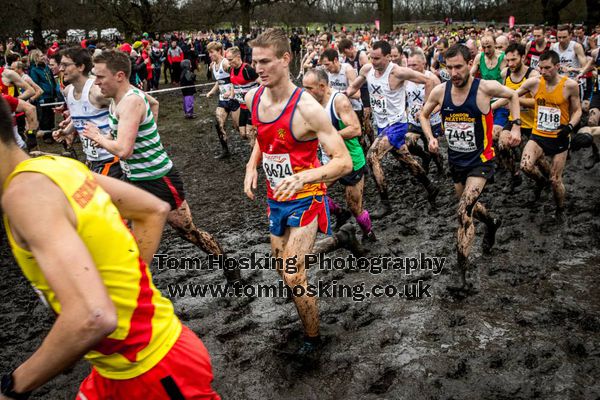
top-left (52, 129), bottom-right (65, 143)
top-left (244, 167), bottom-right (258, 200)
top-left (509, 124), bottom-right (521, 147)
top-left (274, 174), bottom-right (304, 201)
top-left (557, 123), bottom-right (573, 138)
top-left (428, 137), bottom-right (439, 154)
top-left (82, 123), bottom-right (102, 148)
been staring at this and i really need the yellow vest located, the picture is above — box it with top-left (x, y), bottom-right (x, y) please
top-left (3, 156), bottom-right (181, 379)
top-left (505, 67), bottom-right (535, 129)
top-left (533, 76), bottom-right (570, 138)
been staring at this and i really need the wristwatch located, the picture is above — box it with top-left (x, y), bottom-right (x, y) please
top-left (1, 372), bottom-right (31, 400)
top-left (512, 118), bottom-right (522, 126)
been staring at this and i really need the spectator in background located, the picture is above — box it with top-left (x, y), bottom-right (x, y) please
top-left (180, 59), bottom-right (196, 119)
top-left (150, 41), bottom-right (164, 90)
top-left (168, 40), bottom-right (183, 84)
top-left (28, 49), bottom-right (57, 143)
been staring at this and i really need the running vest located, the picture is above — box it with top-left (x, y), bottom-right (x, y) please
top-left (326, 91), bottom-right (366, 171)
top-left (251, 86), bottom-right (325, 201)
top-left (229, 63), bottom-right (258, 110)
top-left (367, 62), bottom-right (407, 128)
top-left (345, 50), bottom-right (370, 103)
top-left (533, 76), bottom-right (570, 138)
top-left (527, 40), bottom-right (550, 69)
top-left (3, 156), bottom-right (181, 379)
top-left (479, 52), bottom-right (505, 82)
top-left (326, 63), bottom-right (363, 111)
top-left (551, 41), bottom-right (581, 79)
top-left (108, 88), bottom-right (173, 181)
top-left (0, 67), bottom-right (17, 97)
top-left (436, 54), bottom-right (450, 82)
top-left (66, 79), bottom-right (113, 162)
top-left (212, 59), bottom-right (232, 102)
top-left (406, 70), bottom-right (442, 127)
top-left (505, 67), bottom-right (535, 129)
top-left (441, 79), bottom-right (495, 167)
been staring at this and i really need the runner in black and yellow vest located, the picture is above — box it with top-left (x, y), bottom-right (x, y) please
top-left (0, 97), bottom-right (220, 399)
top-left (515, 50), bottom-right (582, 220)
top-left (493, 43), bottom-right (540, 193)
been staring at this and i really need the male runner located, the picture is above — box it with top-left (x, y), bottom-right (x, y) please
top-left (244, 28), bottom-right (352, 356)
top-left (419, 44), bottom-right (521, 294)
top-left (517, 50), bottom-right (582, 218)
top-left (0, 98), bottom-right (220, 399)
top-left (404, 49), bottom-right (445, 174)
top-left (575, 46), bottom-right (600, 168)
top-left (0, 64), bottom-right (36, 148)
top-left (303, 68), bottom-right (375, 242)
top-left (551, 26), bottom-right (587, 83)
top-left (345, 40), bottom-right (439, 219)
top-left (472, 35), bottom-right (509, 139)
top-left (206, 41), bottom-right (239, 159)
top-left (338, 38), bottom-right (373, 146)
top-left (2, 94), bottom-right (38, 151)
top-left (83, 50), bottom-right (240, 284)
top-left (493, 43), bottom-right (539, 192)
top-left (52, 47), bottom-right (122, 178)
top-left (525, 26), bottom-right (551, 69)
top-left (431, 38), bottom-right (451, 83)
top-left (226, 46), bottom-right (259, 146)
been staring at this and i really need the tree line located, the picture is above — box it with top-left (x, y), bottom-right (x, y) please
top-left (2, 0), bottom-right (596, 47)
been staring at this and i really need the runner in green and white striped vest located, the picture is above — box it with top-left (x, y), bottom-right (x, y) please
top-left (108, 88), bottom-right (173, 181)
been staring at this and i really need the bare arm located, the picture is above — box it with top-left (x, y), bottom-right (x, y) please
top-left (93, 173), bottom-right (170, 266)
top-left (81, 95), bottom-right (144, 159)
top-left (573, 43), bottom-right (588, 73)
top-left (470, 53), bottom-right (481, 77)
top-left (335, 94), bottom-right (361, 139)
top-left (3, 174), bottom-right (118, 394)
top-left (481, 80), bottom-right (521, 120)
top-left (578, 49), bottom-right (598, 77)
top-left (419, 84), bottom-right (445, 147)
top-left (244, 89), bottom-right (262, 200)
top-left (345, 64), bottom-right (370, 97)
top-left (6, 69), bottom-right (35, 100)
top-left (394, 66), bottom-right (435, 100)
top-left (566, 80), bottom-right (582, 127)
top-left (24, 76), bottom-right (43, 101)
top-left (345, 65), bottom-right (361, 100)
top-left (15, 98), bottom-right (39, 130)
top-left (144, 92), bottom-right (159, 122)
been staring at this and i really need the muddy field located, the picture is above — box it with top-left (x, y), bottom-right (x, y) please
top-left (1, 82), bottom-right (599, 399)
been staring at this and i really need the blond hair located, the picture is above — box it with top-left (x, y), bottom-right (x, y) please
top-left (206, 41), bottom-right (223, 53)
top-left (249, 28), bottom-right (291, 58)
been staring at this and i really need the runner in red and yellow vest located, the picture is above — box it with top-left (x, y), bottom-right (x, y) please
top-left (0, 66), bottom-right (18, 97)
top-left (0, 139), bottom-right (220, 398)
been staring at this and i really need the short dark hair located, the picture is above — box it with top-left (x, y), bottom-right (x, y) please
top-left (0, 97), bottom-right (16, 145)
top-left (372, 40), bottom-right (391, 56)
top-left (320, 48), bottom-right (339, 62)
top-left (437, 38), bottom-right (449, 48)
top-left (557, 24), bottom-right (571, 33)
top-left (445, 44), bottom-right (472, 62)
top-left (539, 50), bottom-right (559, 65)
top-left (93, 49), bottom-right (131, 79)
top-left (60, 47), bottom-right (93, 75)
top-left (338, 38), bottom-right (354, 52)
top-left (533, 25), bottom-right (545, 32)
top-left (505, 43), bottom-right (525, 57)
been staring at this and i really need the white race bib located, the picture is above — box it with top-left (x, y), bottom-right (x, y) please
top-left (82, 137), bottom-right (99, 158)
top-left (120, 160), bottom-right (132, 178)
top-left (536, 106), bottom-right (561, 132)
top-left (440, 69), bottom-right (450, 82)
top-left (233, 88), bottom-right (245, 103)
top-left (445, 121), bottom-right (476, 153)
top-left (370, 93), bottom-right (387, 115)
top-left (262, 153), bottom-right (293, 189)
top-left (530, 55), bottom-right (540, 70)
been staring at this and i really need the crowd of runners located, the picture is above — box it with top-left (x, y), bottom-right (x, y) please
top-left (0, 21), bottom-right (599, 398)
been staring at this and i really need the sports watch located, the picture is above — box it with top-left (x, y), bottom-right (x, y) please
top-left (1, 372), bottom-right (31, 400)
top-left (512, 118), bottom-right (522, 126)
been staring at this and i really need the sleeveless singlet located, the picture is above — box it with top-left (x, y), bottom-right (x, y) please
top-left (108, 88), bottom-right (173, 181)
top-left (441, 79), bottom-right (495, 167)
top-left (551, 41), bottom-right (581, 79)
top-left (66, 79), bottom-right (113, 162)
top-left (527, 40), bottom-right (550, 69)
top-left (505, 67), bottom-right (535, 129)
top-left (479, 52), bottom-right (505, 83)
top-left (212, 59), bottom-right (232, 102)
top-left (229, 63), bottom-right (258, 110)
top-left (533, 76), bottom-right (570, 138)
top-left (406, 70), bottom-right (442, 127)
top-left (326, 63), bottom-right (363, 111)
top-left (326, 91), bottom-right (366, 170)
top-left (3, 156), bottom-right (181, 379)
top-left (251, 86), bottom-right (325, 201)
top-left (367, 62), bottom-right (407, 129)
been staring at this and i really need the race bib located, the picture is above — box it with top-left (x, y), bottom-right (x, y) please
top-left (445, 121), bottom-right (476, 153)
top-left (82, 137), bottom-right (99, 158)
top-left (262, 153), bottom-right (293, 189)
top-left (530, 55), bottom-right (540, 69)
top-left (370, 93), bottom-right (386, 115)
top-left (439, 69), bottom-right (450, 82)
top-left (120, 160), bottom-right (132, 178)
top-left (536, 106), bottom-right (561, 131)
top-left (318, 144), bottom-right (331, 165)
top-left (234, 88), bottom-right (245, 103)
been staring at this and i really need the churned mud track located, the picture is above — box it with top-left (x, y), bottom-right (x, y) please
top-left (1, 90), bottom-right (599, 399)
